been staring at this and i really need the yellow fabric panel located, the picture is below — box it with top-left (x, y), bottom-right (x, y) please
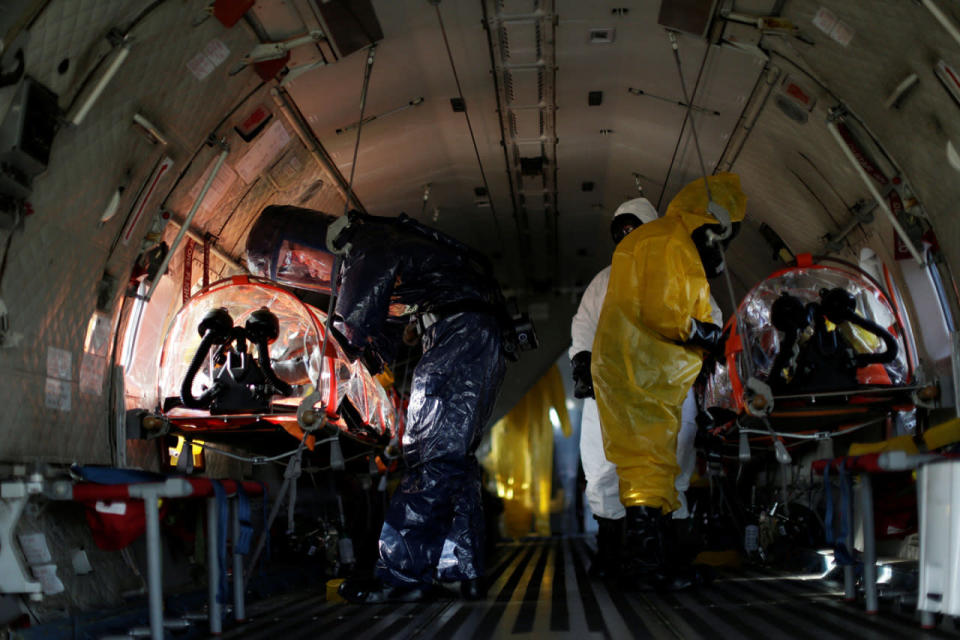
top-left (593, 317), bottom-right (702, 512)
top-left (592, 173), bottom-right (747, 513)
top-left (840, 323), bottom-right (882, 354)
top-left (848, 417), bottom-right (960, 456)
top-left (483, 365), bottom-right (571, 538)
top-left (848, 435), bottom-right (918, 456)
top-left (694, 550), bottom-right (742, 568)
top-left (375, 364), bottom-right (394, 389)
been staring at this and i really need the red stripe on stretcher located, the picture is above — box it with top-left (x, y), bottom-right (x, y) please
top-left (182, 239), bottom-right (194, 304)
top-left (202, 238), bottom-right (210, 289)
top-left (726, 332), bottom-right (745, 411)
top-left (326, 357), bottom-right (338, 418)
top-left (835, 121), bottom-right (889, 187)
top-left (883, 264), bottom-right (916, 378)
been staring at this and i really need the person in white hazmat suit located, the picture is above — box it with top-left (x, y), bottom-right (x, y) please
top-left (569, 197), bottom-right (658, 578)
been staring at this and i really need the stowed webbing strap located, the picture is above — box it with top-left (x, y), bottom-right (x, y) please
top-left (211, 480), bottom-right (229, 604)
top-left (235, 485), bottom-right (253, 555)
top-left (823, 462), bottom-right (855, 566)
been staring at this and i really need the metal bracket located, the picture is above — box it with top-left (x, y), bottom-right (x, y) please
top-left (0, 478), bottom-right (45, 599)
top-left (279, 59), bottom-right (327, 87)
top-left (296, 389), bottom-right (325, 431)
top-left (242, 30), bottom-right (326, 64)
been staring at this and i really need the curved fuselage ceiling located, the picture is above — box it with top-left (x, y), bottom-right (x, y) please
top-left (0, 0), bottom-right (957, 462)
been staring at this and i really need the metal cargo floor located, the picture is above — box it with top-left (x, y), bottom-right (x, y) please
top-left (220, 538), bottom-right (954, 639)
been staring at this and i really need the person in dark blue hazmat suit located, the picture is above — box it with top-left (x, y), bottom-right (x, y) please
top-left (322, 210), bottom-right (508, 604)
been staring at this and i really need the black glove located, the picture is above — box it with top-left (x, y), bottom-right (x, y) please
top-left (571, 350), bottom-right (594, 399)
top-left (685, 319), bottom-right (726, 360)
top-left (361, 347), bottom-right (385, 375)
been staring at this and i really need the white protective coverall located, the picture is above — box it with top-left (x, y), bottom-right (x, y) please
top-left (570, 265), bottom-right (624, 519)
top-left (674, 295), bottom-right (722, 519)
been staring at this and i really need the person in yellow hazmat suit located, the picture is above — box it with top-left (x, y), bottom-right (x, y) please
top-left (591, 173), bottom-right (746, 590)
top-left (569, 197), bottom-right (658, 579)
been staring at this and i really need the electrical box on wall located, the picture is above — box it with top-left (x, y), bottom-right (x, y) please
top-left (0, 78), bottom-right (59, 187)
top-left (0, 77), bottom-right (60, 229)
top-left (311, 0), bottom-right (384, 58)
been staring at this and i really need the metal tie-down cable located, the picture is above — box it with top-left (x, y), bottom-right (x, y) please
top-left (667, 32), bottom-right (786, 480)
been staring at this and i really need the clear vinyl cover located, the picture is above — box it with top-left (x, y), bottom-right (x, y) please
top-left (157, 277), bottom-right (396, 439)
top-left (704, 265), bottom-right (910, 411)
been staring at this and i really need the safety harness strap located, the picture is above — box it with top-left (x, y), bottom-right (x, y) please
top-left (835, 467), bottom-right (854, 566)
top-left (211, 480), bottom-right (229, 603)
top-left (235, 485), bottom-right (253, 555)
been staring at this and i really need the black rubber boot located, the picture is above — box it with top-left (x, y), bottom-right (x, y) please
top-left (623, 505), bottom-right (666, 585)
top-left (589, 516), bottom-right (624, 579)
top-left (655, 516), bottom-right (712, 592)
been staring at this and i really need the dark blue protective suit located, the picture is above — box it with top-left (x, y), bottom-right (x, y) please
top-left (333, 214), bottom-right (506, 587)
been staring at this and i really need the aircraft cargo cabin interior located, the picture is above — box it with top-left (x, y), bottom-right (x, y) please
top-left (3, 0), bottom-right (960, 638)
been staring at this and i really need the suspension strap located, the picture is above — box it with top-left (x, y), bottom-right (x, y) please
top-left (234, 485), bottom-right (253, 555)
top-left (202, 234), bottom-right (211, 289)
top-left (182, 239), bottom-right (195, 304)
top-left (211, 480), bottom-right (229, 603)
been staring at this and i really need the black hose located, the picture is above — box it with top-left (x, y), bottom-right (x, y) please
top-left (255, 338), bottom-right (293, 396)
top-left (846, 314), bottom-right (899, 366)
top-left (181, 332), bottom-right (222, 408)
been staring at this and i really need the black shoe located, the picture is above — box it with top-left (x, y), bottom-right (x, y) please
top-left (460, 577), bottom-right (487, 600)
top-left (338, 579), bottom-right (436, 604)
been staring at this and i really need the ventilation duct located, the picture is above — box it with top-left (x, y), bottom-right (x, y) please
top-left (657, 0), bottom-right (718, 39)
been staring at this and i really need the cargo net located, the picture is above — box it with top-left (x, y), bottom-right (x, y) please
top-left (157, 277), bottom-right (396, 442)
top-left (705, 265), bottom-right (910, 414)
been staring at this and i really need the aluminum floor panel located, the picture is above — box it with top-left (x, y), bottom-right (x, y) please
top-left (224, 538), bottom-right (956, 639)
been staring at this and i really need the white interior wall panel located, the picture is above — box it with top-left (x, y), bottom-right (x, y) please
top-left (0, 0), bottom-right (261, 463)
top-left (777, 0), bottom-right (960, 292)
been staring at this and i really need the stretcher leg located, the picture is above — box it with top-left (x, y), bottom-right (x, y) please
top-left (207, 497), bottom-right (221, 634)
top-left (860, 475), bottom-right (878, 614)
top-left (844, 485), bottom-right (855, 602)
top-left (144, 491), bottom-right (164, 640)
top-left (231, 498), bottom-right (245, 622)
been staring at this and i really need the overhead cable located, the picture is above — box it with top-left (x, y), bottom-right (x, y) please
top-left (434, 4), bottom-right (504, 244)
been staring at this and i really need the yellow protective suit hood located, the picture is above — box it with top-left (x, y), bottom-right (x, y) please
top-left (591, 173), bottom-right (746, 513)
